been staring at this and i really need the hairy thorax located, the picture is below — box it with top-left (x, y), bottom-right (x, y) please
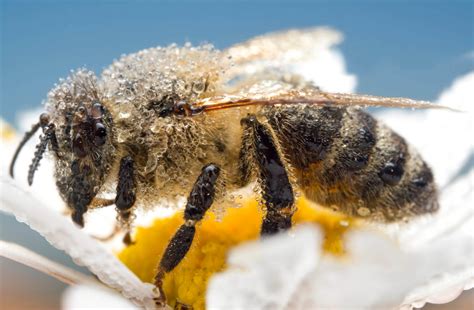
top-left (111, 111), bottom-right (242, 207)
top-left (98, 45), bottom-right (239, 207)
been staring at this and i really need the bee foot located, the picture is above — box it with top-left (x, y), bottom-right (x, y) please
top-left (122, 231), bottom-right (135, 245)
top-left (153, 297), bottom-right (166, 308)
top-left (175, 300), bottom-right (192, 310)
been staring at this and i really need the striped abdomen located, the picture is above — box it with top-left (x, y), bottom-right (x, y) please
top-left (266, 105), bottom-right (438, 222)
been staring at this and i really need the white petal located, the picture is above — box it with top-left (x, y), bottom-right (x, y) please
top-left (308, 230), bottom-right (473, 309)
top-left (0, 176), bottom-right (156, 308)
top-left (0, 240), bottom-right (95, 285)
top-left (207, 226), bottom-right (474, 310)
top-left (62, 284), bottom-right (140, 310)
top-left (207, 225), bottom-right (322, 310)
top-left (292, 38), bottom-right (357, 92)
top-left (226, 27), bottom-right (357, 93)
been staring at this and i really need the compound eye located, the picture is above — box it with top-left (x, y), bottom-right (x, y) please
top-left (94, 122), bottom-right (107, 146)
top-left (73, 134), bottom-right (87, 158)
top-left (379, 162), bottom-right (404, 186)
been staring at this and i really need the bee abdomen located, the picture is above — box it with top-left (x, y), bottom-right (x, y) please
top-left (267, 105), bottom-right (438, 222)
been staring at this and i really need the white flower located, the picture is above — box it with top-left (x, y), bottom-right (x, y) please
top-left (0, 28), bottom-right (472, 310)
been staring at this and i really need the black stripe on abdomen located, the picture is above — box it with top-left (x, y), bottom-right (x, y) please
top-left (266, 105), bottom-right (344, 169)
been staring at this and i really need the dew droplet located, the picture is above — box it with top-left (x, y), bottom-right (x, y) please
top-left (150, 122), bottom-right (161, 133)
top-left (117, 132), bottom-right (127, 143)
top-left (357, 207), bottom-right (371, 217)
top-left (192, 81), bottom-right (205, 93)
top-left (118, 111), bottom-right (131, 119)
top-left (339, 220), bottom-right (349, 227)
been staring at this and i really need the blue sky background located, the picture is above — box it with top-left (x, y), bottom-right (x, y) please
top-left (0, 1), bottom-right (472, 308)
top-left (1, 0), bottom-right (473, 124)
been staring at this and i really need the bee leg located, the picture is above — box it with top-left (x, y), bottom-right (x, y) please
top-left (237, 122), bottom-right (253, 187)
top-left (90, 198), bottom-right (115, 209)
top-left (153, 164), bottom-right (220, 307)
top-left (115, 155), bottom-right (137, 245)
top-left (175, 300), bottom-right (193, 310)
top-left (242, 115), bottom-right (295, 236)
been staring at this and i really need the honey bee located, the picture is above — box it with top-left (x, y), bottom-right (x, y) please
top-left (9, 28), bottom-right (442, 306)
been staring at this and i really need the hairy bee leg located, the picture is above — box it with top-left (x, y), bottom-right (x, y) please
top-left (153, 164), bottom-right (220, 307)
top-left (91, 224), bottom-right (122, 242)
top-left (90, 198), bottom-right (115, 209)
top-left (237, 123), bottom-right (253, 187)
top-left (242, 115), bottom-right (295, 236)
top-left (115, 156), bottom-right (137, 245)
top-left (175, 300), bottom-right (193, 310)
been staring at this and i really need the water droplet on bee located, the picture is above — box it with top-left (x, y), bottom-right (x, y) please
top-left (117, 132), bottom-right (127, 143)
top-left (357, 207), bottom-right (371, 217)
top-left (192, 81), bottom-right (205, 93)
top-left (119, 111), bottom-right (131, 119)
top-left (150, 123), bottom-right (161, 133)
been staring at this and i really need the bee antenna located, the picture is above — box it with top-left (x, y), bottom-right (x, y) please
top-left (9, 121), bottom-right (41, 179)
top-left (27, 129), bottom-right (53, 186)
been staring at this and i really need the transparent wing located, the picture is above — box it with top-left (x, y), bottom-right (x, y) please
top-left (223, 27), bottom-right (356, 93)
top-left (192, 81), bottom-right (450, 113)
top-left (227, 27), bottom-right (342, 66)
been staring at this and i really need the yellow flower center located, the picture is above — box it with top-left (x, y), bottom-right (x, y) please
top-left (118, 197), bottom-right (355, 309)
top-left (0, 120), bottom-right (16, 141)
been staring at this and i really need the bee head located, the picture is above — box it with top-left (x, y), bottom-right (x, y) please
top-left (9, 69), bottom-right (116, 226)
top-left (54, 100), bottom-right (116, 226)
